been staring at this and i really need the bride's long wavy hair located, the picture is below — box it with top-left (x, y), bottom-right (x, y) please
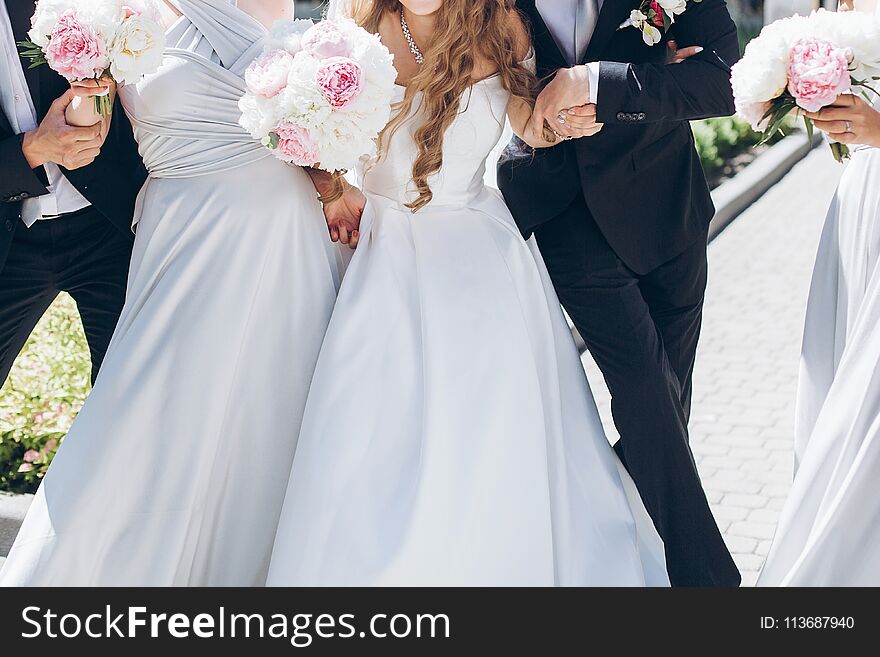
top-left (338, 0), bottom-right (537, 211)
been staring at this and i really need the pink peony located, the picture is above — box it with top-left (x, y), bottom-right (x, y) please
top-left (23, 449), bottom-right (40, 463)
top-left (273, 122), bottom-right (319, 166)
top-left (301, 21), bottom-right (352, 58)
top-left (245, 49), bottom-right (295, 98)
top-left (315, 57), bottom-right (364, 109)
top-left (787, 37), bottom-right (852, 113)
top-left (44, 10), bottom-right (108, 81)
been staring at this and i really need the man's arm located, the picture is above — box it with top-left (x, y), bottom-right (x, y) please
top-left (529, 0), bottom-right (739, 135)
top-left (595, 0), bottom-right (740, 124)
top-left (0, 132), bottom-right (49, 203)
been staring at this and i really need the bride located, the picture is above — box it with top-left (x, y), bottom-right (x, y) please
top-left (0, 0), bottom-right (347, 586)
top-left (267, 0), bottom-right (670, 586)
top-left (758, 0), bottom-right (880, 587)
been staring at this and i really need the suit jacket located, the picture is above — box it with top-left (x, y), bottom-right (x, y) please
top-left (0, 0), bottom-right (146, 270)
top-left (499, 0), bottom-right (741, 274)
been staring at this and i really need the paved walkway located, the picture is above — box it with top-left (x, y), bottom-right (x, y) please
top-left (583, 146), bottom-right (844, 585)
top-left (0, 148), bottom-right (845, 584)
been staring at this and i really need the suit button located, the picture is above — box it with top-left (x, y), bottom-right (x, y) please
top-left (616, 112), bottom-right (626, 122)
top-left (637, 113), bottom-right (646, 121)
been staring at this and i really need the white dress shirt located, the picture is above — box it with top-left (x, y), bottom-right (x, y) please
top-left (0, 1), bottom-right (90, 226)
top-left (536, 0), bottom-right (602, 104)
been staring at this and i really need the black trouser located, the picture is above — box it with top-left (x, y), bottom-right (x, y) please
top-left (535, 195), bottom-right (740, 587)
top-left (0, 208), bottom-right (132, 387)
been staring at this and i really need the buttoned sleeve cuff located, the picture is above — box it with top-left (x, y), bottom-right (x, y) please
top-left (0, 133), bottom-right (49, 203)
top-left (586, 62), bottom-right (600, 105)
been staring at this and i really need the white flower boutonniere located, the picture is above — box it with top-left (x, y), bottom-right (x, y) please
top-left (619, 0), bottom-right (702, 46)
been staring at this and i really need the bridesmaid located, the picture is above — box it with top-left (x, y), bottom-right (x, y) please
top-left (758, 0), bottom-right (880, 587)
top-left (0, 0), bottom-right (349, 586)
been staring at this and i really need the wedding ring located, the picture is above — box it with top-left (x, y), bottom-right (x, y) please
top-left (557, 114), bottom-right (566, 124)
top-left (845, 120), bottom-right (852, 133)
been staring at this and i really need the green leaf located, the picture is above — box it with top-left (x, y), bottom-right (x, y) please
top-left (268, 132), bottom-right (280, 149)
top-left (662, 12), bottom-right (672, 32)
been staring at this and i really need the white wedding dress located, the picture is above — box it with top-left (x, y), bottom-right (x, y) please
top-left (758, 13), bottom-right (880, 585)
top-left (266, 68), bottom-right (670, 585)
top-left (0, 0), bottom-right (346, 586)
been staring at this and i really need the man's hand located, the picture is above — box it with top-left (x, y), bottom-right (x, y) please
top-left (324, 183), bottom-right (366, 249)
top-left (529, 65), bottom-right (600, 140)
top-left (67, 76), bottom-right (114, 137)
top-left (21, 89), bottom-right (105, 170)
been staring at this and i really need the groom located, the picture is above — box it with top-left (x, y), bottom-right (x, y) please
top-left (0, 0), bottom-right (145, 386)
top-left (500, 0), bottom-right (742, 586)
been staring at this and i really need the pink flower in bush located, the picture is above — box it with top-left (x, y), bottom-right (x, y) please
top-left (44, 10), bottom-right (108, 81)
top-left (23, 449), bottom-right (40, 463)
top-left (301, 21), bottom-right (352, 58)
top-left (787, 37), bottom-right (852, 113)
top-left (273, 122), bottom-right (319, 166)
top-left (18, 463), bottom-right (33, 473)
top-left (315, 57), bottom-right (364, 109)
top-left (245, 49), bottom-right (295, 98)
top-left (42, 439), bottom-right (59, 454)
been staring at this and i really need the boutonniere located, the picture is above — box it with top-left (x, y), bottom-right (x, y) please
top-left (618, 0), bottom-right (702, 45)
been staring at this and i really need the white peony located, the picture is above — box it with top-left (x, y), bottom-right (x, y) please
top-left (28, 0), bottom-right (69, 47)
top-left (266, 18), bottom-right (315, 53)
top-left (66, 0), bottom-right (126, 44)
top-left (108, 12), bottom-right (166, 84)
top-left (730, 27), bottom-right (791, 105)
top-left (238, 93), bottom-right (284, 139)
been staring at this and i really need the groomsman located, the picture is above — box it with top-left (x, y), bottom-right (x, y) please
top-left (0, 0), bottom-right (145, 385)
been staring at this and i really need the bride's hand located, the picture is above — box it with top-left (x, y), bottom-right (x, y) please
top-left (804, 93), bottom-right (880, 149)
top-left (324, 183), bottom-right (366, 249)
top-left (666, 40), bottom-right (703, 65)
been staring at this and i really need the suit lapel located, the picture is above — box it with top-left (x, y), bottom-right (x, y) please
top-left (583, 0), bottom-right (635, 63)
top-left (519, 0), bottom-right (567, 74)
top-left (5, 0), bottom-right (41, 112)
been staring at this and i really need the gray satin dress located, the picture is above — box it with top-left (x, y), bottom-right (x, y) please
top-left (0, 0), bottom-right (347, 586)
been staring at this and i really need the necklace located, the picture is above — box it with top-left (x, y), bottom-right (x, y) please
top-left (400, 10), bottom-right (424, 65)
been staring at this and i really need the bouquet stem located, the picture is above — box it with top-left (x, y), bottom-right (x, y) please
top-left (829, 141), bottom-right (850, 163)
top-left (93, 91), bottom-right (113, 119)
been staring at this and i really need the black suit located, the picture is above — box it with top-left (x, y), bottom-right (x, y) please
top-left (500, 0), bottom-right (741, 586)
top-left (0, 0), bottom-right (146, 384)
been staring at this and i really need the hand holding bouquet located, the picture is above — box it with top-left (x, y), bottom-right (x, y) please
top-left (20, 0), bottom-right (166, 118)
top-left (731, 9), bottom-right (880, 162)
top-left (238, 18), bottom-right (397, 174)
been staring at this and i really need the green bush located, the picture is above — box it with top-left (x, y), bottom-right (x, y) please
top-left (692, 114), bottom-right (796, 180)
top-left (0, 293), bottom-right (90, 493)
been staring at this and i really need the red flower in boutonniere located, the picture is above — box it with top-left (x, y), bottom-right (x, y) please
top-left (620, 0), bottom-right (703, 46)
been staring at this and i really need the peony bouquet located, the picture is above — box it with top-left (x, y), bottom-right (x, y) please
top-left (238, 18), bottom-right (397, 173)
top-left (731, 9), bottom-right (880, 162)
top-left (19, 0), bottom-right (165, 117)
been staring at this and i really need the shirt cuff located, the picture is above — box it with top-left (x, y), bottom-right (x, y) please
top-left (586, 62), bottom-right (600, 105)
